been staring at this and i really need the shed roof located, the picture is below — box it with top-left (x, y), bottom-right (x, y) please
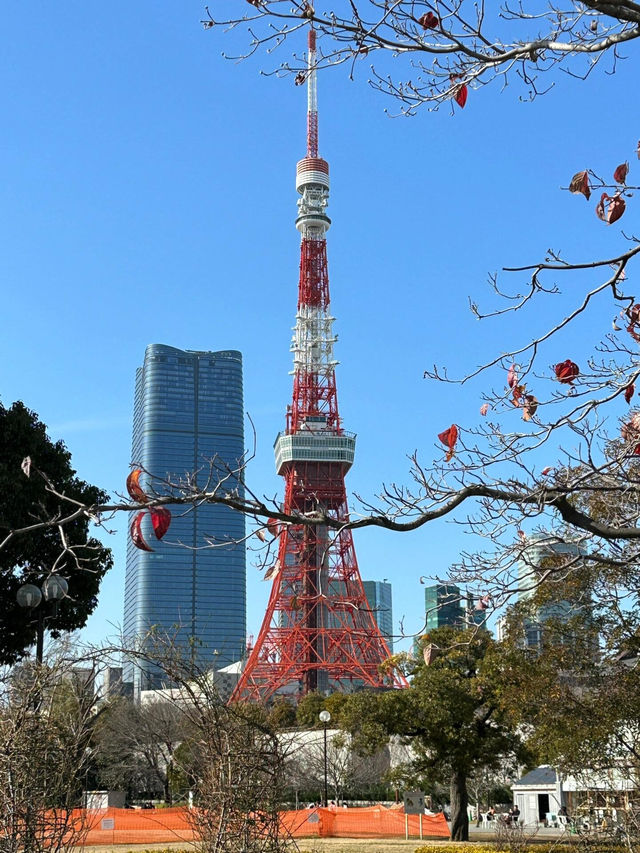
top-left (513, 766), bottom-right (557, 787)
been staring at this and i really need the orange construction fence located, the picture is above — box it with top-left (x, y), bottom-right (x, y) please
top-left (72, 805), bottom-right (449, 846)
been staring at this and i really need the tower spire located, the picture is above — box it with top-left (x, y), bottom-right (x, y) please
top-left (307, 27), bottom-right (318, 158)
top-left (230, 29), bottom-right (406, 703)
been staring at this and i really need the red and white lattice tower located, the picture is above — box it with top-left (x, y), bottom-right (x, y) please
top-left (231, 29), bottom-right (405, 703)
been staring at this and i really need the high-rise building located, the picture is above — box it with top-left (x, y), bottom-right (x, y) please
top-left (517, 535), bottom-right (595, 652)
top-left (424, 584), bottom-right (464, 631)
top-left (123, 344), bottom-right (246, 694)
top-left (423, 583), bottom-right (485, 633)
top-left (363, 580), bottom-right (394, 652)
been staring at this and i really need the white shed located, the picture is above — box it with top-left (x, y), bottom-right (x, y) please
top-left (512, 766), bottom-right (563, 826)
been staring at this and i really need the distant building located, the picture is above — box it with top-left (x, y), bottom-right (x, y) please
top-left (123, 344), bottom-right (246, 695)
top-left (423, 583), bottom-right (485, 632)
top-left (362, 580), bottom-right (393, 653)
top-left (103, 666), bottom-right (133, 701)
top-left (517, 535), bottom-right (596, 653)
top-left (70, 667), bottom-right (97, 701)
top-left (424, 584), bottom-right (462, 631)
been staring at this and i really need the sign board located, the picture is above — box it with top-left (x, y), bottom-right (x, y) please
top-left (403, 790), bottom-right (425, 815)
top-left (100, 818), bottom-right (115, 831)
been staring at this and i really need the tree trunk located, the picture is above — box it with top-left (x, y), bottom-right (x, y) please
top-left (449, 769), bottom-right (469, 842)
top-left (163, 774), bottom-right (172, 805)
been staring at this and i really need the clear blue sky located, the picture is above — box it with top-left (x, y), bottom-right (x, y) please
top-left (2, 3), bottom-right (636, 652)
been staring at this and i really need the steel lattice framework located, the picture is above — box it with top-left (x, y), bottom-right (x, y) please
top-left (231, 29), bottom-right (405, 703)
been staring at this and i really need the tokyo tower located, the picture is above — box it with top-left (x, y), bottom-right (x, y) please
top-left (231, 29), bottom-right (404, 702)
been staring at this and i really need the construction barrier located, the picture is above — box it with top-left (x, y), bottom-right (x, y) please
top-left (71, 804), bottom-right (450, 846)
top-left (281, 805), bottom-right (450, 839)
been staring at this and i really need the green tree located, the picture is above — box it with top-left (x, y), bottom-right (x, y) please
top-left (268, 697), bottom-right (297, 730)
top-left (295, 691), bottom-right (327, 728)
top-left (496, 602), bottom-right (640, 788)
top-left (339, 628), bottom-right (530, 841)
top-left (0, 401), bottom-right (112, 664)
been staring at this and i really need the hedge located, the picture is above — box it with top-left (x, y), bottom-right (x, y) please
top-left (414, 845), bottom-right (627, 853)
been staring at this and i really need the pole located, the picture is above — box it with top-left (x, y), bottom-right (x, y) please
top-left (419, 813), bottom-right (423, 840)
top-left (36, 608), bottom-right (44, 665)
top-left (323, 722), bottom-right (328, 807)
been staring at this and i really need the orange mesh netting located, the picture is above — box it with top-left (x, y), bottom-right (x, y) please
top-left (73, 805), bottom-right (449, 846)
top-left (282, 805), bottom-right (450, 839)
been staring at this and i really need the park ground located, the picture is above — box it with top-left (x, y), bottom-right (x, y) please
top-left (75, 830), bottom-right (573, 853)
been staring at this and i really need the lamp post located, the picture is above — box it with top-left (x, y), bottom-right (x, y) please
top-left (319, 709), bottom-right (331, 807)
top-left (17, 575), bottom-right (69, 664)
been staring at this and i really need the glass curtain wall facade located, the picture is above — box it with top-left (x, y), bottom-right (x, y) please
top-left (424, 583), bottom-right (464, 631)
top-left (123, 344), bottom-right (246, 693)
top-left (362, 580), bottom-right (394, 652)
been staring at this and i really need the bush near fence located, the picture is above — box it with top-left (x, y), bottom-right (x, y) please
top-left (415, 845), bottom-right (628, 853)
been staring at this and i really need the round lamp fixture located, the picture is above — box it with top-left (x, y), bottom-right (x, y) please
top-left (16, 584), bottom-right (43, 609)
top-left (42, 575), bottom-right (69, 602)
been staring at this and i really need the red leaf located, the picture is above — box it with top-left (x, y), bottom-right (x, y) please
top-left (438, 424), bottom-right (459, 461)
top-left (454, 84), bottom-right (468, 108)
top-left (418, 11), bottom-right (439, 28)
top-left (608, 195), bottom-right (626, 225)
top-left (266, 518), bottom-right (280, 538)
top-left (507, 364), bottom-right (518, 389)
top-left (628, 305), bottom-right (640, 325)
top-left (625, 385), bottom-right (635, 404)
top-left (522, 394), bottom-right (538, 421)
top-left (541, 466), bottom-right (553, 476)
top-left (256, 528), bottom-right (267, 542)
top-left (596, 193), bottom-right (609, 222)
top-left (613, 162), bottom-right (629, 184)
top-left (569, 170), bottom-right (591, 200)
top-left (130, 512), bottom-right (153, 552)
top-left (512, 384), bottom-right (526, 407)
top-left (126, 468), bottom-right (149, 503)
top-left (554, 359), bottom-right (580, 385)
top-left (479, 403), bottom-right (489, 416)
top-left (150, 507), bottom-right (171, 540)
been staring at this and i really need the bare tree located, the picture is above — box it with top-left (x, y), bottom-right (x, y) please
top-left (93, 695), bottom-right (188, 804)
top-left (0, 652), bottom-right (100, 853)
top-left (116, 642), bottom-right (293, 853)
top-left (201, 1), bottom-right (640, 113)
top-left (283, 728), bottom-right (389, 802)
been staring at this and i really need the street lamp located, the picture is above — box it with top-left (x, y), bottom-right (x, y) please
top-left (319, 709), bottom-right (331, 807)
top-left (17, 575), bottom-right (69, 664)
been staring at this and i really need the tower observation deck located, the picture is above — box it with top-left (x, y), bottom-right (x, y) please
top-left (230, 29), bottom-right (405, 702)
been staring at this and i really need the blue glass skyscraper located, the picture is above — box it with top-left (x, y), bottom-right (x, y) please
top-left (123, 344), bottom-right (246, 692)
top-left (362, 580), bottom-right (394, 652)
